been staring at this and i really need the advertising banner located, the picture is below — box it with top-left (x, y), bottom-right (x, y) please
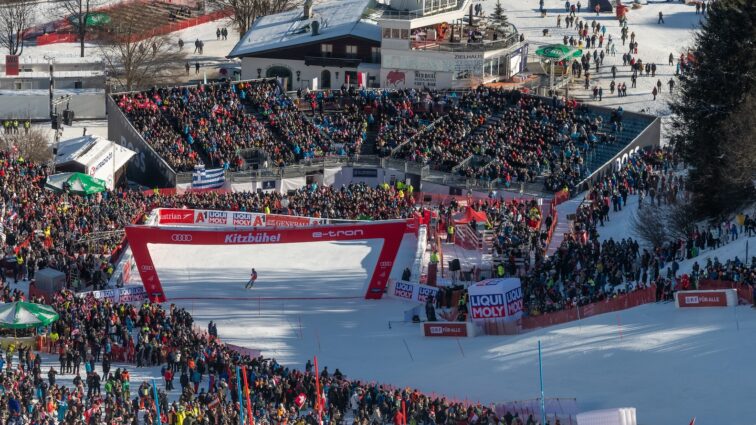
top-left (423, 322), bottom-right (468, 337)
top-left (388, 280), bottom-right (440, 304)
top-left (126, 221), bottom-right (408, 302)
top-left (675, 289), bottom-right (736, 308)
top-left (77, 286), bottom-right (147, 303)
top-left (468, 278), bottom-right (523, 321)
top-left (158, 208), bottom-right (195, 225)
top-left (266, 214), bottom-right (327, 227)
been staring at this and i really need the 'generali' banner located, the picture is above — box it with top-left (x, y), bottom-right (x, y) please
top-left (77, 286), bottom-right (148, 303)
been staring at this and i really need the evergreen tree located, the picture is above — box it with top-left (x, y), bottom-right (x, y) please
top-left (492, 0), bottom-right (507, 25)
top-left (668, 0), bottom-right (756, 217)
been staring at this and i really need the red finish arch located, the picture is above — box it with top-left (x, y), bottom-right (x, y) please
top-left (125, 221), bottom-right (409, 302)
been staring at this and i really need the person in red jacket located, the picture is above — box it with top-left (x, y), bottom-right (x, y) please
top-left (394, 410), bottom-right (405, 425)
top-left (164, 368), bottom-right (174, 391)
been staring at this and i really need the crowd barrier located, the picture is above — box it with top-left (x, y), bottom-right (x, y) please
top-left (494, 398), bottom-right (578, 424)
top-left (553, 188), bottom-right (570, 206)
top-left (520, 286), bottom-right (656, 331)
top-left (35, 5), bottom-right (232, 46)
top-left (697, 279), bottom-right (754, 305)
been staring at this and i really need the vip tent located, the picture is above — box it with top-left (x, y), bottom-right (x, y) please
top-left (467, 278), bottom-right (523, 322)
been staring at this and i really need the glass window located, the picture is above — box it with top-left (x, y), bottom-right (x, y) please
top-left (400, 29), bottom-right (409, 39)
top-left (382, 28), bottom-right (391, 38)
top-left (391, 28), bottom-right (400, 39)
top-left (321, 44), bottom-right (333, 57)
top-left (346, 45), bottom-right (358, 57)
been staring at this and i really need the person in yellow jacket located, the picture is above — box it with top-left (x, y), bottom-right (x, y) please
top-left (447, 224), bottom-right (455, 243)
top-left (497, 264), bottom-right (505, 277)
top-left (429, 250), bottom-right (439, 264)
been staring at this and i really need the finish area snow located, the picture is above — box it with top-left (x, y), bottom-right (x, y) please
top-left (134, 239), bottom-right (756, 424)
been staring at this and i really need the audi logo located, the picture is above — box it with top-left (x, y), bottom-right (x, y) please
top-left (171, 234), bottom-right (193, 242)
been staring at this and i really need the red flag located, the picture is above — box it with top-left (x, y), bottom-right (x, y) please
top-left (689, 419), bottom-right (696, 425)
top-left (315, 356), bottom-right (322, 425)
top-left (295, 393), bottom-right (307, 409)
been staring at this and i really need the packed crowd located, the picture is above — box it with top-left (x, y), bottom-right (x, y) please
top-left (0, 289), bottom-right (533, 425)
top-left (501, 147), bottom-right (685, 315)
top-left (118, 80), bottom-right (369, 174)
top-left (118, 82), bottom-right (626, 193)
top-left (0, 149), bottom-right (422, 291)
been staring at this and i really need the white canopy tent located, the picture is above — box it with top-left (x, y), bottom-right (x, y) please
top-left (54, 135), bottom-right (135, 190)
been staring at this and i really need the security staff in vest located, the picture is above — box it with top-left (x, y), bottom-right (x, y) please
top-left (447, 223), bottom-right (455, 243)
top-left (12, 120), bottom-right (18, 134)
top-left (23, 120), bottom-right (30, 135)
top-left (2, 120), bottom-right (8, 134)
top-left (497, 263), bottom-right (505, 278)
top-left (429, 250), bottom-right (439, 265)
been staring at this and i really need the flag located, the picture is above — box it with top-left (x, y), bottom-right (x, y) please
top-left (689, 419), bottom-right (695, 425)
top-left (191, 164), bottom-right (225, 189)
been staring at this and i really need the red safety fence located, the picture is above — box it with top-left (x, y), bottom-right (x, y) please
top-left (697, 279), bottom-right (754, 305)
top-left (553, 188), bottom-right (570, 206)
top-left (35, 6), bottom-right (232, 45)
top-left (520, 285), bottom-right (657, 331)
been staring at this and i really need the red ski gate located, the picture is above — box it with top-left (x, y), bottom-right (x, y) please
top-left (125, 221), bottom-right (408, 302)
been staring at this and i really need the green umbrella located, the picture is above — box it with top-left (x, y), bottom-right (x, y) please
top-left (535, 44), bottom-right (583, 60)
top-left (46, 172), bottom-right (107, 195)
top-left (0, 302), bottom-right (59, 330)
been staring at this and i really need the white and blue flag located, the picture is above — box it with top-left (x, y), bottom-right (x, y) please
top-left (191, 164), bottom-right (225, 189)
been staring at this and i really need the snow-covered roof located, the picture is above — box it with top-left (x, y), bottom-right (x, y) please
top-left (228, 0), bottom-right (380, 58)
top-left (55, 135), bottom-right (135, 171)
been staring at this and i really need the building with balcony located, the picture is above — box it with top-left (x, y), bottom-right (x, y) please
top-left (228, 0), bottom-right (382, 91)
top-left (228, 0), bottom-right (527, 91)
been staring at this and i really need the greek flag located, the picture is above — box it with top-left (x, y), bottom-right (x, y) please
top-left (191, 164), bottom-right (225, 189)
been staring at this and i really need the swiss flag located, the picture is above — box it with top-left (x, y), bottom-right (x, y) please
top-left (295, 393), bottom-right (307, 409)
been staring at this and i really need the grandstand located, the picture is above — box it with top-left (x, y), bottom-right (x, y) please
top-left (108, 80), bottom-right (660, 192)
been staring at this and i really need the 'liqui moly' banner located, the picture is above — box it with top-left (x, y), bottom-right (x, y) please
top-left (468, 278), bottom-right (523, 321)
top-left (387, 280), bottom-right (440, 303)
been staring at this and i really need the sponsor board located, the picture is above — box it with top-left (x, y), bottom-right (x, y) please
top-left (423, 322), bottom-right (468, 337)
top-left (505, 287), bottom-right (524, 315)
top-left (676, 290), bottom-right (730, 307)
top-left (77, 286), bottom-right (147, 303)
top-left (312, 229), bottom-right (364, 238)
top-left (223, 232), bottom-right (281, 244)
top-left (388, 280), bottom-right (439, 304)
top-left (158, 209), bottom-right (194, 225)
top-left (266, 215), bottom-right (320, 227)
top-left (394, 281), bottom-right (414, 299)
top-left (470, 294), bottom-right (507, 319)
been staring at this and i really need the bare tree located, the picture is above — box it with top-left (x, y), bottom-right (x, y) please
top-left (630, 204), bottom-right (671, 249)
top-left (211, 0), bottom-right (297, 39)
top-left (58, 0), bottom-right (103, 57)
top-left (99, 16), bottom-right (186, 92)
top-left (0, 0), bottom-right (36, 56)
top-left (0, 127), bottom-right (52, 163)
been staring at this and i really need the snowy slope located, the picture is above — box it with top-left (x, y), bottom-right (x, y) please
top-left (482, 0), bottom-right (702, 115)
top-left (134, 235), bottom-right (756, 425)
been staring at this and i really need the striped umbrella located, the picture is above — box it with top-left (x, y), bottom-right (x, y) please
top-left (0, 302), bottom-right (59, 330)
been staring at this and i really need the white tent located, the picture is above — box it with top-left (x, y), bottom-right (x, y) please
top-left (54, 135), bottom-right (135, 190)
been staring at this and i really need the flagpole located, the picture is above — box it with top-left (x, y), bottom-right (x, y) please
top-left (539, 340), bottom-right (546, 425)
top-left (151, 379), bottom-right (162, 425)
top-left (236, 366), bottom-right (244, 425)
top-left (314, 356), bottom-right (322, 425)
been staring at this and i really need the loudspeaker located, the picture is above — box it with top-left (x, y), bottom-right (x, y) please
top-left (449, 258), bottom-right (461, 272)
top-left (62, 110), bottom-right (75, 126)
top-left (51, 114), bottom-right (59, 130)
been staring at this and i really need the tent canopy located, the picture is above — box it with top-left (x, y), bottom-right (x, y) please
top-left (0, 302), bottom-right (59, 330)
top-left (535, 44), bottom-right (583, 60)
top-left (46, 172), bottom-right (107, 195)
top-left (453, 206), bottom-right (487, 225)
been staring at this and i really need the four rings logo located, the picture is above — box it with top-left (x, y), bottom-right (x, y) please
top-left (171, 234), bottom-right (193, 242)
